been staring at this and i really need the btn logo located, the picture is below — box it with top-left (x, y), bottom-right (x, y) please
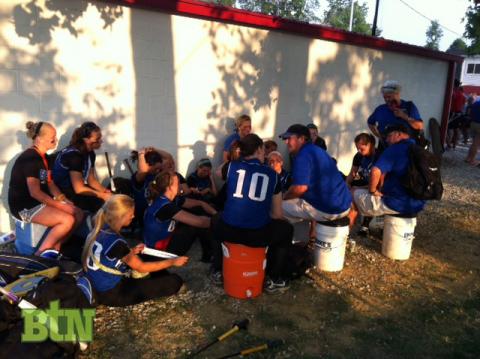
top-left (22, 300), bottom-right (95, 343)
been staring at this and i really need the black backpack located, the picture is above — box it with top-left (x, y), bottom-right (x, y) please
top-left (402, 144), bottom-right (443, 200)
top-left (405, 101), bottom-right (430, 150)
top-left (0, 253), bottom-right (82, 286)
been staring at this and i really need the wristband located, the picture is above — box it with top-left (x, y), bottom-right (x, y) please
top-left (54, 194), bottom-right (66, 201)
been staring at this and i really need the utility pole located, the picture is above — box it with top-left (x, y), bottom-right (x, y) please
top-left (372, 0), bottom-right (380, 36)
top-left (349, 0), bottom-right (355, 31)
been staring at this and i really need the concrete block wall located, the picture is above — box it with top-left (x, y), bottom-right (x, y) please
top-left (0, 0), bottom-right (448, 232)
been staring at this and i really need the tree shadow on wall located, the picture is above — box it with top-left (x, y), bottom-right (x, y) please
top-left (203, 20), bottom-right (390, 165)
top-left (0, 1), bottom-right (126, 225)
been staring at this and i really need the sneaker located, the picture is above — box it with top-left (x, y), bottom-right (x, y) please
top-left (264, 277), bottom-right (289, 294)
top-left (358, 226), bottom-right (369, 236)
top-left (38, 249), bottom-right (61, 260)
top-left (209, 269), bottom-right (223, 286)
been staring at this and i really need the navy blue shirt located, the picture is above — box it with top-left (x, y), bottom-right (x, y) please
top-left (223, 133), bottom-right (240, 152)
top-left (85, 226), bottom-right (130, 292)
top-left (351, 152), bottom-right (379, 187)
top-left (131, 172), bottom-right (155, 218)
top-left (143, 195), bottom-right (180, 249)
top-left (292, 143), bottom-right (352, 214)
top-left (279, 169), bottom-right (292, 193)
top-left (222, 159), bottom-right (281, 229)
top-left (367, 100), bottom-right (422, 137)
top-left (375, 139), bottom-right (425, 214)
top-left (52, 146), bottom-right (95, 189)
top-left (187, 172), bottom-right (212, 191)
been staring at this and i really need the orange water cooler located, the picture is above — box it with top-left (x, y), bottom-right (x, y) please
top-left (222, 242), bottom-right (267, 299)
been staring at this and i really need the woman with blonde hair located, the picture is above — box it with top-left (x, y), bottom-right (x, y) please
top-left (8, 121), bottom-right (83, 258)
top-left (83, 194), bottom-right (188, 307)
top-left (222, 114), bottom-right (252, 161)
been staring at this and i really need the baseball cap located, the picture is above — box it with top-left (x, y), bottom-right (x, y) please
top-left (384, 123), bottom-right (409, 136)
top-left (306, 123), bottom-right (318, 130)
top-left (279, 124), bottom-right (310, 140)
top-left (381, 80), bottom-right (401, 94)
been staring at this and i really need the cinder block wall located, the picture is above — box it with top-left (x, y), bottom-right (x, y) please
top-left (0, 0), bottom-right (448, 232)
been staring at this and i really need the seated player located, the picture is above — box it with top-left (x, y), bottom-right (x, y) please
top-left (9, 121), bottom-right (84, 257)
top-left (186, 158), bottom-right (217, 203)
top-left (52, 122), bottom-right (111, 213)
top-left (144, 171), bottom-right (216, 261)
top-left (211, 134), bottom-right (293, 293)
top-left (83, 194), bottom-right (188, 307)
top-left (267, 151), bottom-right (292, 193)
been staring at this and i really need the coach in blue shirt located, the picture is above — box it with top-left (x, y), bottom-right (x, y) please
top-left (367, 80), bottom-right (423, 147)
top-left (349, 124), bottom-right (425, 226)
top-left (280, 124), bottom-right (352, 223)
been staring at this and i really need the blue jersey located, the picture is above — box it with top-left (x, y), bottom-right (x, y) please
top-left (367, 100), bottom-right (422, 137)
top-left (52, 146), bottom-right (93, 189)
top-left (186, 172), bottom-right (212, 191)
top-left (144, 195), bottom-right (177, 249)
top-left (222, 159), bottom-right (280, 229)
top-left (352, 152), bottom-right (379, 186)
top-left (292, 143), bottom-right (352, 214)
top-left (223, 133), bottom-right (240, 152)
top-left (85, 226), bottom-right (130, 292)
top-left (374, 139), bottom-right (425, 214)
top-left (131, 172), bottom-right (155, 218)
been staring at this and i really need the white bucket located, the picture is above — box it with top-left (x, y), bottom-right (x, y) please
top-left (382, 215), bottom-right (416, 260)
top-left (314, 223), bottom-right (349, 272)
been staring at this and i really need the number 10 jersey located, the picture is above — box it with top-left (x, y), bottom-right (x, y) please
top-left (222, 158), bottom-right (281, 229)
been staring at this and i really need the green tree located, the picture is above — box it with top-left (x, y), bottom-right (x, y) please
top-left (322, 0), bottom-right (380, 36)
top-left (464, 0), bottom-right (480, 54)
top-left (236, 0), bottom-right (321, 23)
top-left (207, 0), bottom-right (237, 6)
top-left (446, 38), bottom-right (468, 55)
top-left (425, 20), bottom-right (443, 50)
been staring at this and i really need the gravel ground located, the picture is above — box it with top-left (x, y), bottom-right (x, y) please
top-left (78, 143), bottom-right (480, 359)
top-left (3, 143), bottom-right (479, 358)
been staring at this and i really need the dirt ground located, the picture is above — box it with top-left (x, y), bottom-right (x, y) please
top-left (78, 145), bottom-right (479, 358)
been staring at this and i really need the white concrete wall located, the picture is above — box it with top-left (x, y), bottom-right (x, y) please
top-left (0, 0), bottom-right (449, 232)
top-left (460, 55), bottom-right (480, 86)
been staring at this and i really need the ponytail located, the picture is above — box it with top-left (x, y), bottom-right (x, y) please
top-left (81, 194), bottom-right (135, 271)
top-left (148, 170), bottom-right (176, 202)
top-left (82, 208), bottom-right (106, 271)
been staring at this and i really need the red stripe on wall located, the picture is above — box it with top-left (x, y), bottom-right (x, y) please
top-left (112, 0), bottom-right (462, 64)
top-left (99, 0), bottom-right (463, 146)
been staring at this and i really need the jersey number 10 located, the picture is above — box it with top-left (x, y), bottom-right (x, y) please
top-left (233, 169), bottom-right (269, 202)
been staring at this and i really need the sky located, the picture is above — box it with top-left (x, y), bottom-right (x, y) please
top-left (320, 0), bottom-right (471, 51)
